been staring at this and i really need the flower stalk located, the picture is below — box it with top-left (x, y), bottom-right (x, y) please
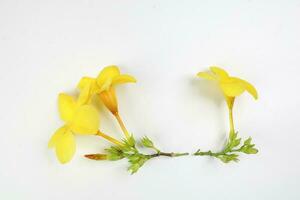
top-left (96, 131), bottom-right (124, 146)
top-left (226, 96), bottom-right (235, 136)
top-left (114, 112), bottom-right (131, 140)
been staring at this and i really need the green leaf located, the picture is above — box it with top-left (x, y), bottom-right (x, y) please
top-left (231, 138), bottom-right (241, 148)
top-left (141, 136), bottom-right (154, 148)
top-left (105, 146), bottom-right (122, 155)
top-left (126, 135), bottom-right (136, 147)
top-left (229, 131), bottom-right (238, 141)
top-left (138, 157), bottom-right (148, 167)
top-left (128, 154), bottom-right (141, 163)
top-left (105, 146), bottom-right (125, 161)
top-left (218, 154), bottom-right (239, 163)
top-left (128, 163), bottom-right (140, 174)
top-left (244, 137), bottom-right (252, 145)
top-left (242, 147), bottom-right (258, 154)
top-left (224, 132), bottom-right (240, 152)
top-left (119, 145), bottom-right (135, 154)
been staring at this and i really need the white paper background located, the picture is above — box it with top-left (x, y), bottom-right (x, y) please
top-left (1, 0), bottom-right (300, 199)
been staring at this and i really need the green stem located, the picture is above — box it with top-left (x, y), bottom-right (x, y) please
top-left (229, 108), bottom-right (235, 135)
top-left (194, 145), bottom-right (244, 157)
top-left (148, 152), bottom-right (189, 158)
top-left (114, 112), bottom-right (131, 140)
top-left (152, 146), bottom-right (161, 153)
top-left (226, 96), bottom-right (235, 138)
top-left (194, 150), bottom-right (222, 157)
top-left (231, 148), bottom-right (241, 152)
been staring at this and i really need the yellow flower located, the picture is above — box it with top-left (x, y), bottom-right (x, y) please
top-left (197, 66), bottom-right (258, 100)
top-left (197, 66), bottom-right (258, 134)
top-left (77, 65), bottom-right (136, 115)
top-left (48, 84), bottom-right (100, 164)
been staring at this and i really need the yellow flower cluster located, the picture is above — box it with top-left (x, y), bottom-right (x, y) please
top-left (49, 65), bottom-right (136, 163)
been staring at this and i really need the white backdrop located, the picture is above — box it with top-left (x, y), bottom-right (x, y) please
top-left (1, 0), bottom-right (300, 199)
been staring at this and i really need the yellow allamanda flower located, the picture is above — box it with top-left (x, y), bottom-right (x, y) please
top-left (48, 84), bottom-right (100, 164)
top-left (197, 66), bottom-right (258, 100)
top-left (77, 65), bottom-right (136, 139)
top-left (197, 66), bottom-right (258, 133)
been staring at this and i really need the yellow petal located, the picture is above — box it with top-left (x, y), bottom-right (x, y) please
top-left (234, 77), bottom-right (258, 100)
top-left (48, 125), bottom-right (68, 148)
top-left (70, 105), bottom-right (100, 135)
top-left (58, 93), bottom-right (76, 122)
top-left (197, 72), bottom-right (217, 80)
top-left (77, 77), bottom-right (101, 97)
top-left (55, 130), bottom-right (76, 164)
top-left (99, 77), bottom-right (113, 92)
top-left (210, 66), bottom-right (229, 80)
top-left (220, 78), bottom-right (245, 97)
top-left (96, 65), bottom-right (120, 88)
top-left (77, 77), bottom-right (95, 90)
top-left (112, 74), bottom-right (136, 85)
top-left (77, 81), bottom-right (93, 106)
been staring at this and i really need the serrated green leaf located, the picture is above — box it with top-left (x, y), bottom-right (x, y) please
top-left (224, 132), bottom-right (239, 152)
top-left (218, 155), bottom-right (230, 163)
top-left (126, 135), bottom-right (136, 147)
top-left (229, 131), bottom-right (238, 141)
top-left (244, 137), bottom-right (252, 145)
top-left (105, 145), bottom-right (125, 161)
top-left (128, 163), bottom-right (141, 174)
top-left (231, 138), bottom-right (241, 148)
top-left (243, 147), bottom-right (258, 154)
top-left (128, 154), bottom-right (141, 163)
top-left (218, 154), bottom-right (239, 163)
top-left (105, 146), bottom-right (122, 155)
top-left (141, 136), bottom-right (154, 148)
top-left (119, 145), bottom-right (134, 154)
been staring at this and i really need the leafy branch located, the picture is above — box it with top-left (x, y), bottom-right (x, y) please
top-left (85, 135), bottom-right (188, 174)
top-left (194, 132), bottom-right (258, 163)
